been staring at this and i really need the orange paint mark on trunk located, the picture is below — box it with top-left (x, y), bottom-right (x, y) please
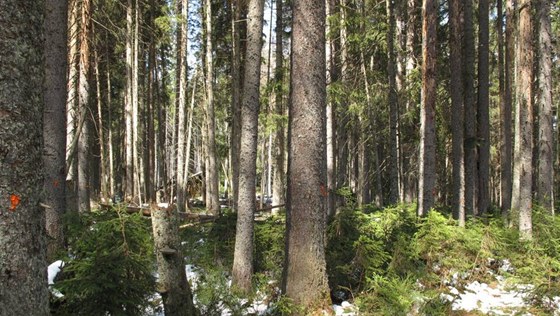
top-left (9, 194), bottom-right (21, 211)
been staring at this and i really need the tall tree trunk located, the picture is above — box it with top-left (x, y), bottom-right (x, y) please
top-left (93, 35), bottom-right (107, 202)
top-left (44, 0), bottom-right (68, 259)
top-left (77, 0), bottom-right (91, 213)
top-left (230, 0), bottom-right (242, 213)
top-left (151, 205), bottom-right (197, 316)
top-left (463, 0), bottom-right (477, 216)
top-left (282, 0), bottom-right (331, 309)
top-left (336, 0), bottom-right (349, 207)
top-left (536, 0), bottom-right (553, 213)
top-left (512, 0), bottom-right (533, 240)
top-left (125, 0), bottom-right (135, 201)
top-left (387, 0), bottom-right (400, 205)
top-left (502, 0), bottom-right (515, 218)
top-left (417, 0), bottom-right (437, 217)
top-left (176, 0), bottom-right (188, 212)
top-left (450, 0), bottom-right (465, 226)
top-left (325, 0), bottom-right (336, 217)
top-left (0, 0), bottom-right (49, 312)
top-left (204, 0), bottom-right (220, 215)
top-left (132, 0), bottom-right (141, 204)
top-left (273, 0), bottom-right (286, 212)
top-left (232, 0), bottom-right (264, 293)
top-left (477, 0), bottom-right (490, 216)
top-left (146, 7), bottom-right (156, 203)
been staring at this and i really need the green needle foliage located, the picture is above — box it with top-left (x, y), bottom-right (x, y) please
top-left (51, 205), bottom-right (155, 315)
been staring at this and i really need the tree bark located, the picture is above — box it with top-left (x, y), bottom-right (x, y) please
top-left (463, 0), bottom-right (477, 216)
top-left (204, 0), bottom-right (220, 215)
top-left (77, 0), bottom-right (92, 213)
top-left (536, 0), bottom-right (553, 213)
top-left (151, 206), bottom-right (197, 316)
top-left (477, 0), bottom-right (490, 216)
top-left (325, 0), bottom-right (336, 217)
top-left (232, 0), bottom-right (264, 293)
top-left (176, 0), bottom-right (188, 212)
top-left (387, 0), bottom-right (400, 205)
top-left (0, 1), bottom-right (49, 313)
top-left (272, 0), bottom-right (286, 213)
top-left (501, 0), bottom-right (515, 219)
top-left (125, 0), bottom-right (135, 201)
top-left (512, 0), bottom-right (533, 240)
top-left (282, 0), bottom-right (331, 310)
top-left (44, 0), bottom-right (68, 259)
top-left (450, 0), bottom-right (465, 226)
top-left (417, 0), bottom-right (438, 217)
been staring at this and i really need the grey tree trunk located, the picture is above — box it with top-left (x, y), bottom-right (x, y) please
top-left (77, 0), bottom-right (91, 213)
top-left (536, 0), bottom-right (553, 213)
top-left (450, 0), bottom-right (465, 226)
top-left (272, 0), bottom-right (286, 212)
top-left (230, 1), bottom-right (242, 213)
top-left (463, 0), bottom-right (477, 216)
top-left (386, 0), bottom-right (400, 205)
top-left (44, 0), bottom-right (68, 259)
top-left (176, 0), bottom-right (188, 212)
top-left (204, 0), bottom-right (220, 215)
top-left (477, 0), bottom-right (490, 216)
top-left (281, 0), bottom-right (331, 310)
top-left (501, 0), bottom-right (515, 219)
top-left (151, 206), bottom-right (197, 316)
top-left (336, 0), bottom-right (349, 207)
top-left (232, 0), bottom-right (264, 293)
top-left (417, 0), bottom-right (438, 217)
top-left (512, 0), bottom-right (533, 240)
top-left (125, 0), bottom-right (135, 201)
top-left (0, 0), bottom-right (49, 313)
top-left (325, 0), bottom-right (336, 217)
top-left (66, 0), bottom-right (79, 211)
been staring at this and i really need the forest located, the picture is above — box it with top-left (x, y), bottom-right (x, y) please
top-left (1, 0), bottom-right (560, 315)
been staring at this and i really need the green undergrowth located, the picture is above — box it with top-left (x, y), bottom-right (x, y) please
top-left (51, 205), bottom-right (156, 315)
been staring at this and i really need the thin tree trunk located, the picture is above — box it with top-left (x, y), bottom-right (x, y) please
top-left (336, 0), bottom-right (349, 206)
top-left (125, 0), bottom-right (135, 201)
top-left (477, 0), bottom-right (490, 216)
top-left (77, 0), bottom-right (91, 213)
top-left (450, 0), bottom-right (465, 226)
top-left (536, 0), bottom-right (553, 213)
top-left (93, 36), bottom-right (108, 202)
top-left (282, 0), bottom-right (331, 309)
top-left (44, 0), bottom-right (68, 259)
top-left (0, 2), bottom-right (49, 312)
top-left (176, 0), bottom-right (188, 212)
top-left (463, 0), bottom-right (477, 216)
top-left (183, 69), bottom-right (199, 209)
top-left (232, 0), bottom-right (264, 292)
top-left (325, 0), bottom-right (336, 217)
top-left (502, 0), bottom-right (515, 219)
top-left (417, 0), bottom-right (438, 217)
top-left (512, 0), bottom-right (533, 240)
top-left (204, 0), bottom-right (220, 215)
top-left (387, 0), bottom-right (400, 205)
top-left (231, 1), bottom-right (242, 213)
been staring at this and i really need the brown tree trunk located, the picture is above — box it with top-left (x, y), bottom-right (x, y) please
top-left (387, 0), bottom-right (400, 205)
top-left (463, 0), bottom-right (477, 216)
top-left (176, 0), bottom-right (188, 212)
top-left (450, 0), bottom-right (465, 226)
top-left (44, 0), bottom-right (68, 259)
top-left (477, 0), bottom-right (490, 216)
top-left (501, 0), bottom-right (515, 219)
top-left (417, 0), bottom-right (438, 217)
top-left (232, 0), bottom-right (264, 293)
top-left (230, 0), bottom-right (242, 213)
top-left (282, 0), bottom-right (331, 309)
top-left (536, 0), bottom-right (553, 213)
top-left (512, 0), bottom-right (533, 240)
top-left (325, 0), bottom-right (336, 216)
top-left (0, 1), bottom-right (49, 312)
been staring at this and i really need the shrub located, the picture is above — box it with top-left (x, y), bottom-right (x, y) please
top-left (51, 206), bottom-right (156, 315)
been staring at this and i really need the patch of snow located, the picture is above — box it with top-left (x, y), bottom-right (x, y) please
top-left (47, 260), bottom-right (64, 285)
top-left (157, 203), bottom-right (169, 209)
top-left (333, 301), bottom-right (358, 316)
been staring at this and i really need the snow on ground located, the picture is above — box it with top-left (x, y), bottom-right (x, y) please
top-left (47, 260), bottom-right (65, 298)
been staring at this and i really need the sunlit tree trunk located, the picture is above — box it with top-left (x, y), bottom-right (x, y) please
top-left (125, 0), bottom-right (134, 201)
top-left (417, 0), bottom-right (437, 217)
top-left (282, 0), bottom-right (331, 309)
top-left (77, 0), bottom-right (91, 213)
top-left (66, 0), bottom-right (79, 210)
top-left (536, 0), bottom-right (553, 213)
top-left (272, 0), bottom-right (286, 212)
top-left (0, 0), bottom-right (49, 312)
top-left (204, 0), bottom-right (220, 214)
top-left (512, 0), bottom-right (533, 240)
top-left (44, 0), bottom-right (68, 259)
top-left (325, 0), bottom-right (336, 216)
top-left (230, 0), bottom-right (242, 213)
top-left (450, 0), bottom-right (465, 226)
top-left (232, 0), bottom-right (264, 293)
top-left (176, 0), bottom-right (188, 212)
top-left (336, 0), bottom-right (349, 207)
